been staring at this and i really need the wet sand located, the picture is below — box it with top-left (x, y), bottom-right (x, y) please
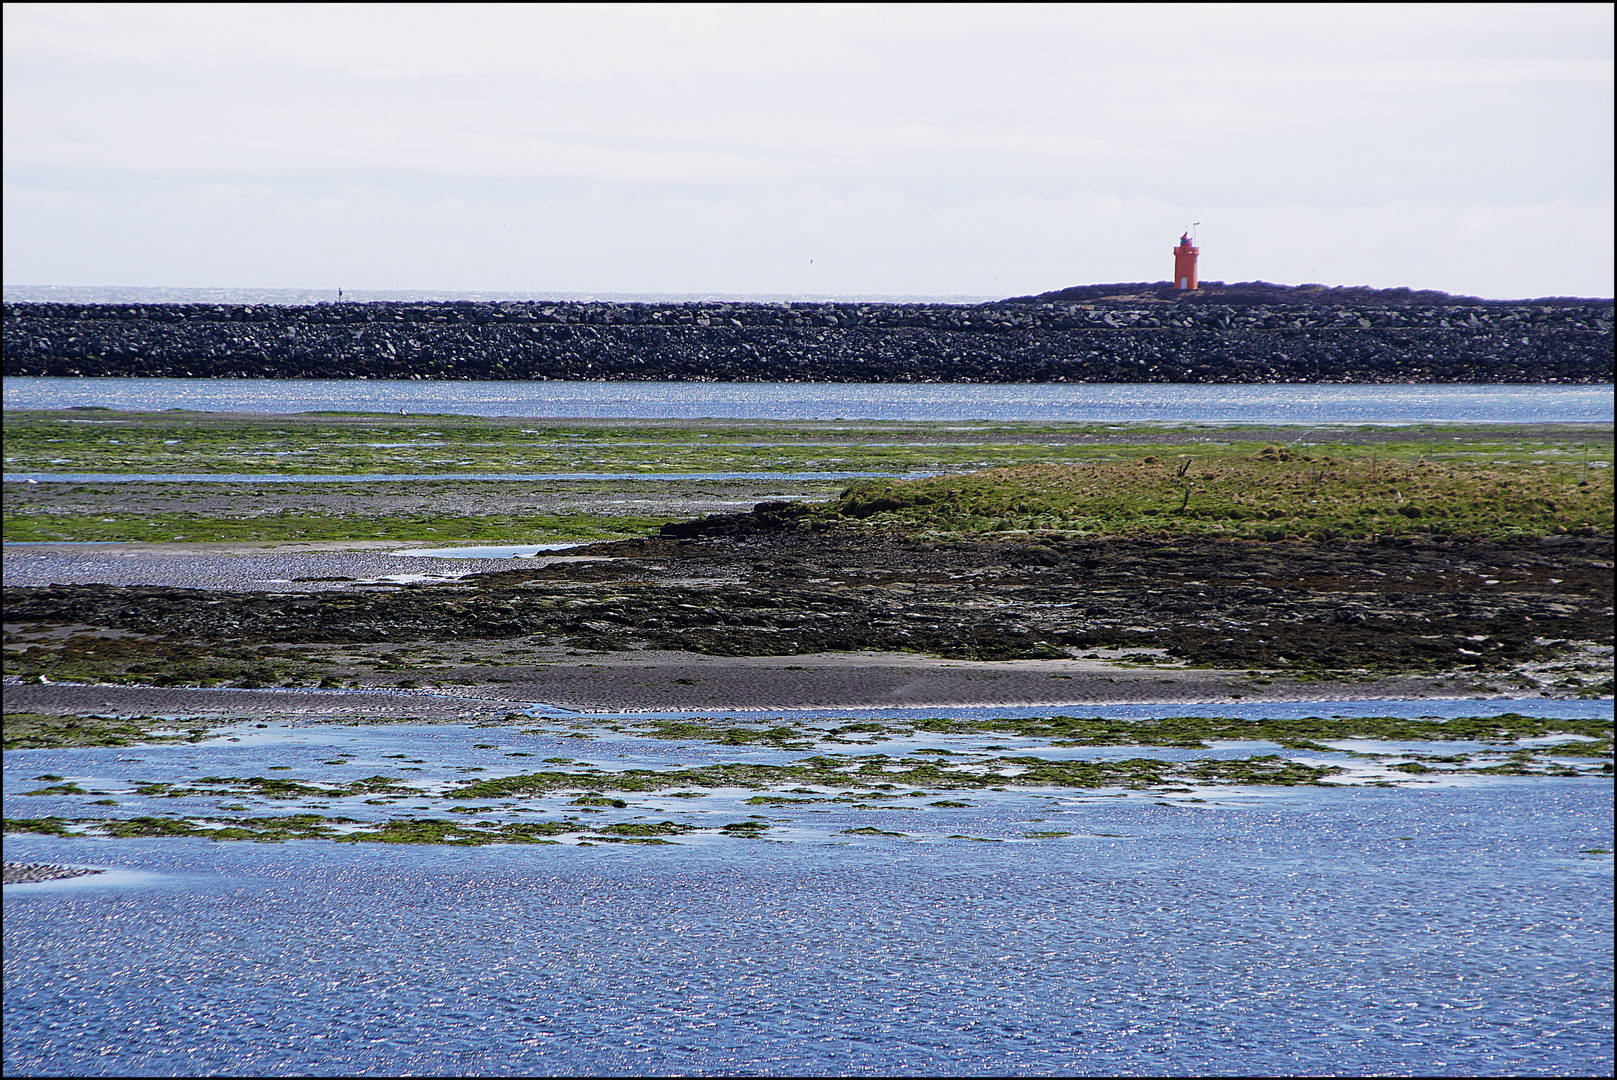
top-left (2, 681), bottom-right (521, 721)
top-left (2, 542), bottom-right (611, 591)
top-left (421, 650), bottom-right (1470, 712)
top-left (7, 526), bottom-right (1609, 716)
top-left (5, 650), bottom-right (1494, 717)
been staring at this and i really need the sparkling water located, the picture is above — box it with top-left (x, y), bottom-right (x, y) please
top-left (6, 377), bottom-right (1613, 424)
top-left (5, 710), bottom-right (1612, 1076)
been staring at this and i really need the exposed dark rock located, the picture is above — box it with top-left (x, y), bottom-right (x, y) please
top-left (2, 863), bottom-right (105, 884)
top-left (4, 292), bottom-right (1610, 383)
top-left (4, 527), bottom-right (1610, 670)
top-left (658, 501), bottom-right (817, 539)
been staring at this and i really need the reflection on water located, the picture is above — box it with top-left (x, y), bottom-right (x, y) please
top-left (6, 377), bottom-right (1613, 424)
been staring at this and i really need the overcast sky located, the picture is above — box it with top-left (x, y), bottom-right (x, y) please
top-left (4, 3), bottom-right (1612, 300)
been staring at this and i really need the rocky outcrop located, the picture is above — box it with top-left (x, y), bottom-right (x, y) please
top-left (658, 501), bottom-right (819, 539)
top-left (4, 532), bottom-right (1611, 669)
top-left (4, 294), bottom-right (1610, 383)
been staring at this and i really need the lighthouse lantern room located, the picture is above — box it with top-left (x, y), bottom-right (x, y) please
top-left (1173, 233), bottom-right (1199, 291)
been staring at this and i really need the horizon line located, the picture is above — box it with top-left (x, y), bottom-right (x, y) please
top-left (4, 283), bottom-right (1612, 306)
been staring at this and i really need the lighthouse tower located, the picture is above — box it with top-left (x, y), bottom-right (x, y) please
top-left (1173, 233), bottom-right (1199, 291)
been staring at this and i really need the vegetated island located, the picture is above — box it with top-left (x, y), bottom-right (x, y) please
top-left (3, 280), bottom-right (1610, 384)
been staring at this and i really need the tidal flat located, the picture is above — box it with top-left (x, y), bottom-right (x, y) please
top-left (5, 706), bottom-right (1611, 851)
top-left (5, 411), bottom-right (1612, 787)
top-left (4, 411), bottom-right (1610, 543)
top-left (4, 414), bottom-right (1613, 717)
top-left (4, 410), bottom-right (1613, 1077)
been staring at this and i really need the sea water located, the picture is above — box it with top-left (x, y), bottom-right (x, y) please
top-left (5, 377), bottom-right (1613, 424)
top-left (4, 785), bottom-right (1611, 1076)
top-left (4, 709), bottom-right (1613, 1076)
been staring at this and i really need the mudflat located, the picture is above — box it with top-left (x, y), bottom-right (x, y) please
top-left (4, 415), bottom-right (1611, 716)
top-left (5, 528), bottom-right (1611, 712)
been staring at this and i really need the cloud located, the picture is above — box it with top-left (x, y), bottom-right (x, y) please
top-left (4, 3), bottom-right (1611, 297)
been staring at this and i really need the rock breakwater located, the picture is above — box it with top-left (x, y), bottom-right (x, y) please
top-left (4, 292), bottom-right (1610, 383)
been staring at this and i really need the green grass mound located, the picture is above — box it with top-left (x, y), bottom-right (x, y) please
top-left (831, 451), bottom-right (1612, 542)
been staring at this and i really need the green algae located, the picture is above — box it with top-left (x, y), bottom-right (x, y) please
top-left (595, 821), bottom-right (691, 837)
top-left (4, 813), bottom-right (626, 846)
top-left (6, 412), bottom-right (1357, 480)
top-left (332, 818), bottom-right (579, 845)
top-left (3, 818), bottom-right (73, 836)
top-left (608, 713), bottom-right (1612, 756)
top-left (904, 711), bottom-right (1613, 747)
top-left (7, 413), bottom-right (1607, 545)
top-left (7, 708), bottom-right (1607, 854)
top-left (117, 774), bottom-right (422, 802)
top-left (1537, 739), bottom-right (1614, 757)
top-left (8, 411), bottom-right (1604, 481)
top-left (571, 795), bottom-right (629, 808)
top-left (192, 776), bottom-right (353, 799)
top-left (3, 711), bottom-right (229, 750)
top-left (2, 810), bottom-right (736, 846)
top-left (641, 721), bottom-right (812, 748)
top-left (441, 750), bottom-right (1353, 798)
top-left (720, 821), bottom-right (770, 836)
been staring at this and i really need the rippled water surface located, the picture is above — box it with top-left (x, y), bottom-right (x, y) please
top-left (5, 711), bottom-right (1612, 1077)
top-left (6, 377), bottom-right (1613, 424)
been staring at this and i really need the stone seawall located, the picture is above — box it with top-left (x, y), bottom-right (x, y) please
top-left (4, 299), bottom-right (1611, 383)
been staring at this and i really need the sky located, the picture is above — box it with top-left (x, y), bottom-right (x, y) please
top-left (3, 3), bottom-right (1612, 300)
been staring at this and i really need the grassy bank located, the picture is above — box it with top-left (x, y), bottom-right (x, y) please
top-left (5, 410), bottom-right (1609, 477)
top-left (4, 411), bottom-right (1154, 475)
top-left (4, 410), bottom-right (1609, 544)
top-left (830, 449), bottom-right (1613, 542)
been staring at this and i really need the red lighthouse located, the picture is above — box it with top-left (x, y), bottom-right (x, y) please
top-left (1173, 233), bottom-right (1199, 290)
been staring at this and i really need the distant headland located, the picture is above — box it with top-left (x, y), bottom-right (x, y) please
top-left (1011, 279), bottom-right (1612, 307)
